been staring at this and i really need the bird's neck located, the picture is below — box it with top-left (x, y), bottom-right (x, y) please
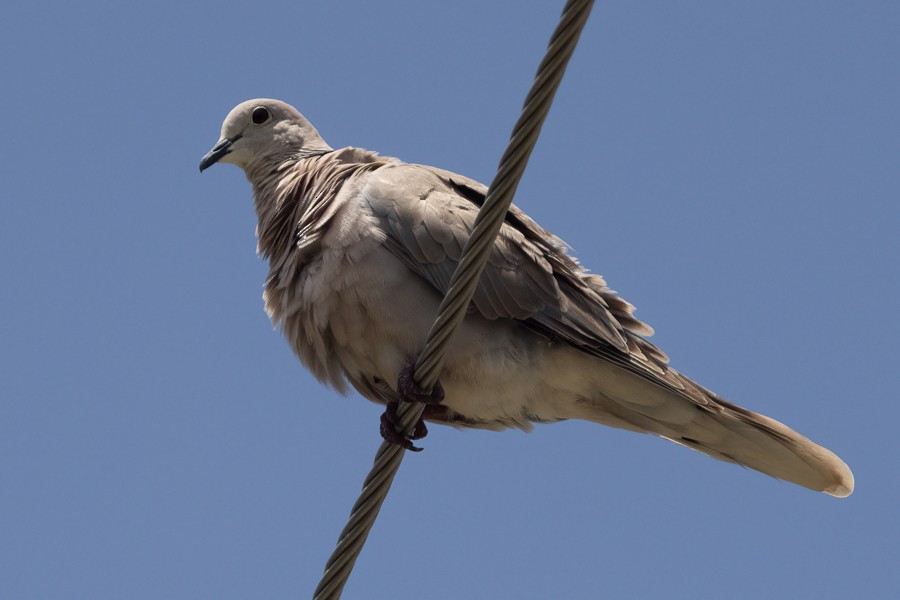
top-left (251, 147), bottom-right (390, 267)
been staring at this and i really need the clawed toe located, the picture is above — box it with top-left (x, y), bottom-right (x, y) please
top-left (379, 402), bottom-right (427, 452)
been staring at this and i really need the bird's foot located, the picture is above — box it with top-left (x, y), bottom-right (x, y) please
top-left (397, 358), bottom-right (445, 405)
top-left (380, 401), bottom-right (428, 452)
top-left (378, 358), bottom-right (444, 451)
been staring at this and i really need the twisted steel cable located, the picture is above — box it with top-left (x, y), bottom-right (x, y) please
top-left (313, 1), bottom-right (595, 597)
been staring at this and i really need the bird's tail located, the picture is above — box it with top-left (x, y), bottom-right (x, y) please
top-left (569, 375), bottom-right (854, 497)
top-left (666, 397), bottom-right (853, 497)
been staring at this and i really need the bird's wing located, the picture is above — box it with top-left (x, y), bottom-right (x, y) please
top-left (362, 162), bottom-right (717, 401)
top-left (363, 164), bottom-right (633, 341)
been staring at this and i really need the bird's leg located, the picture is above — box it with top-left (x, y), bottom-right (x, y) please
top-left (396, 357), bottom-right (445, 405)
top-left (378, 358), bottom-right (444, 451)
top-left (380, 401), bottom-right (428, 452)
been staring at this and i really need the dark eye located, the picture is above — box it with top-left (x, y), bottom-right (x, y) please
top-left (251, 106), bottom-right (271, 125)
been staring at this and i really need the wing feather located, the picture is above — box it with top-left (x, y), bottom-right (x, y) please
top-left (363, 162), bottom-right (724, 408)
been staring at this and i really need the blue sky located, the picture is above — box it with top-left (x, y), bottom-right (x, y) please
top-left (2, 1), bottom-right (898, 598)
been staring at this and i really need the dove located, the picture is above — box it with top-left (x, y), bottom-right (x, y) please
top-left (200, 98), bottom-right (853, 497)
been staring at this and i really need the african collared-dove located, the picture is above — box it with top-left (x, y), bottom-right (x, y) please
top-left (200, 98), bottom-right (853, 497)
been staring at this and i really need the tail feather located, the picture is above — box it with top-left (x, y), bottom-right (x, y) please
top-left (661, 399), bottom-right (854, 497)
top-left (571, 372), bottom-right (854, 497)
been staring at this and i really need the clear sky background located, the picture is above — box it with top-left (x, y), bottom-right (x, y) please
top-left (2, 2), bottom-right (898, 598)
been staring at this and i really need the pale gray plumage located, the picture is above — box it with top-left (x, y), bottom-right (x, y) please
top-left (200, 98), bottom-right (854, 498)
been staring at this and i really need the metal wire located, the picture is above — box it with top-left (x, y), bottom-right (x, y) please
top-left (313, 1), bottom-right (595, 597)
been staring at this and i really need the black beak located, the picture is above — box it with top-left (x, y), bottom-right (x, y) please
top-left (199, 137), bottom-right (236, 172)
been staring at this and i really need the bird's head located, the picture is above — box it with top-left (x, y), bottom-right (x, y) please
top-left (199, 98), bottom-right (332, 175)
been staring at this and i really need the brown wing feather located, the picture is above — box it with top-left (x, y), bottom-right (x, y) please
top-left (364, 162), bottom-right (737, 410)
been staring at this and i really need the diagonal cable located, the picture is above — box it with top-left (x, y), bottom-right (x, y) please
top-left (313, 1), bottom-right (595, 597)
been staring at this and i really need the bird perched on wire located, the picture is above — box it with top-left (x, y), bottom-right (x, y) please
top-left (200, 98), bottom-right (853, 497)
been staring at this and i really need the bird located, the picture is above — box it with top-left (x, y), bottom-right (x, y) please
top-left (200, 98), bottom-right (853, 497)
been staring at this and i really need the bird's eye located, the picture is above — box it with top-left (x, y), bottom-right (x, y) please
top-left (251, 106), bottom-right (271, 125)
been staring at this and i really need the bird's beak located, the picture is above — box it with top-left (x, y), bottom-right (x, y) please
top-left (199, 137), bottom-right (237, 172)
